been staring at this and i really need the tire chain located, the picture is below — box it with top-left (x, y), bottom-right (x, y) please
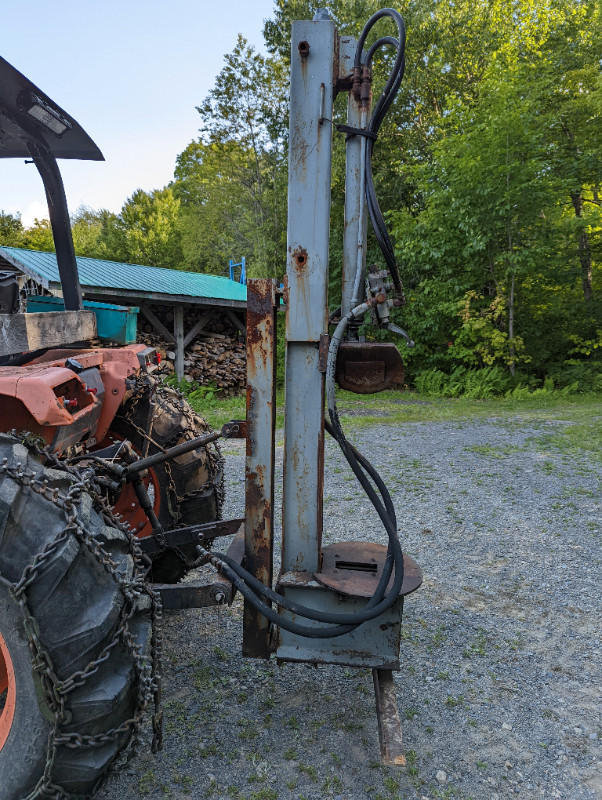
top-left (0, 434), bottom-right (163, 800)
top-left (117, 376), bottom-right (225, 571)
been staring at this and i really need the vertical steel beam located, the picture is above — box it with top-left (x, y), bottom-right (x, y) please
top-left (282, 15), bottom-right (336, 574)
top-left (340, 38), bottom-right (371, 320)
top-left (174, 305), bottom-right (184, 381)
top-left (244, 279), bottom-right (277, 658)
top-left (373, 668), bottom-right (407, 766)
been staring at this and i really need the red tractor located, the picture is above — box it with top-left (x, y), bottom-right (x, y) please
top-left (0, 56), bottom-right (223, 797)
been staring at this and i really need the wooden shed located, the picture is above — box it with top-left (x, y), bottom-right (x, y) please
top-left (0, 246), bottom-right (247, 379)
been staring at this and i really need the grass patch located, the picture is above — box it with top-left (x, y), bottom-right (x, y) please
top-left (529, 421), bottom-right (602, 462)
top-left (334, 389), bottom-right (602, 429)
top-left (175, 373), bottom-right (601, 440)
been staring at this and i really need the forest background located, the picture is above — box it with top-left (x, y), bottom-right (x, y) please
top-left (1, 0), bottom-right (600, 394)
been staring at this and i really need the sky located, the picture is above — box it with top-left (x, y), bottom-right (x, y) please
top-left (0, 0), bottom-right (275, 226)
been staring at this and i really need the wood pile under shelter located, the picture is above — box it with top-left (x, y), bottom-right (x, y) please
top-left (0, 247), bottom-right (247, 385)
top-left (138, 305), bottom-right (246, 395)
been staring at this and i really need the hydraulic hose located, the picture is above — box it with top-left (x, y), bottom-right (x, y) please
top-left (197, 306), bottom-right (405, 639)
top-left (354, 8), bottom-right (407, 302)
top-left (210, 423), bottom-right (401, 627)
top-left (200, 309), bottom-right (405, 637)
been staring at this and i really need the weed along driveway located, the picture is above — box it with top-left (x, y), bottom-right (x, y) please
top-left (96, 395), bottom-right (601, 800)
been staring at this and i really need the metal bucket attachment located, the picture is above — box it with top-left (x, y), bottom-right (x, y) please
top-left (335, 342), bottom-right (405, 394)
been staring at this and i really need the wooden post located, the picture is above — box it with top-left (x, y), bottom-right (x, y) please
top-left (174, 305), bottom-right (185, 381)
top-left (140, 303), bottom-right (175, 343)
top-left (225, 309), bottom-right (246, 338)
top-left (0, 311), bottom-right (97, 356)
top-left (183, 310), bottom-right (213, 348)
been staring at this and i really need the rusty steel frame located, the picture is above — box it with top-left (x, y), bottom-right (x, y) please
top-left (243, 279), bottom-right (279, 658)
top-left (138, 517), bottom-right (244, 559)
top-left (153, 527), bottom-right (245, 610)
top-left (373, 668), bottom-right (407, 766)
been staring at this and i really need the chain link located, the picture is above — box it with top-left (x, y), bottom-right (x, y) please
top-left (0, 436), bottom-right (162, 800)
top-left (115, 376), bottom-right (225, 571)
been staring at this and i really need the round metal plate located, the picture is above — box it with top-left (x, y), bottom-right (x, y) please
top-left (314, 541), bottom-right (422, 598)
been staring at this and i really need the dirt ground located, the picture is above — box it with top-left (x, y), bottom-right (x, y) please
top-left (97, 410), bottom-right (601, 800)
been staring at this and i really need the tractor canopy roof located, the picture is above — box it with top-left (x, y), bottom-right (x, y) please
top-left (0, 56), bottom-right (103, 161)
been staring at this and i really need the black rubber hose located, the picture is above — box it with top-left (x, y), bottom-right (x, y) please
top-left (211, 547), bottom-right (401, 627)
top-left (204, 423), bottom-right (404, 630)
top-left (202, 552), bottom-right (356, 638)
top-left (324, 419), bottom-right (396, 527)
top-left (355, 8), bottom-right (407, 300)
top-left (198, 408), bottom-right (405, 637)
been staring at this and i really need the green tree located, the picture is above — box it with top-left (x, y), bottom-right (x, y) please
top-left (175, 35), bottom-right (288, 277)
top-left (70, 206), bottom-right (115, 259)
top-left (389, 0), bottom-right (600, 383)
top-left (21, 218), bottom-right (55, 252)
top-left (109, 187), bottom-right (183, 268)
top-left (176, 140), bottom-right (261, 274)
top-left (0, 211), bottom-right (24, 246)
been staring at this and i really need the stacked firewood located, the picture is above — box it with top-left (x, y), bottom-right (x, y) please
top-left (138, 309), bottom-right (246, 397)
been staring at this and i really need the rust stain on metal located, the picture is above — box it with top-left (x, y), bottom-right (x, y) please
top-left (292, 247), bottom-right (309, 273)
top-left (318, 333), bottom-right (330, 372)
top-left (246, 278), bottom-right (276, 374)
top-left (298, 40), bottom-right (310, 59)
top-left (335, 342), bottom-right (405, 394)
top-left (373, 668), bottom-right (406, 766)
top-left (244, 279), bottom-right (277, 659)
top-left (345, 360), bottom-right (386, 390)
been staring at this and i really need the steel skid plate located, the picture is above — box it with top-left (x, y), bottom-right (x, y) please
top-left (275, 542), bottom-right (422, 668)
top-left (335, 341), bottom-right (405, 394)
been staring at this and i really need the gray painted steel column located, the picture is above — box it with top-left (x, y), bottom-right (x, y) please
top-left (340, 38), bottom-right (370, 319)
top-left (282, 16), bottom-right (336, 574)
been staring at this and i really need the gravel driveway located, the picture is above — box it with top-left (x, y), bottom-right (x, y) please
top-left (97, 410), bottom-right (601, 800)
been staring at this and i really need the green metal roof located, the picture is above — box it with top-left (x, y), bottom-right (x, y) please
top-left (0, 247), bottom-right (247, 306)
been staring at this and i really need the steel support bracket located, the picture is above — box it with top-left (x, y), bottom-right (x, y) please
top-left (152, 527), bottom-right (244, 610)
top-left (318, 333), bottom-right (330, 372)
top-left (137, 517), bottom-right (244, 558)
top-left (275, 544), bottom-right (422, 668)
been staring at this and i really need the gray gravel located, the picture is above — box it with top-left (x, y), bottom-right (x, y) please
top-left (97, 411), bottom-right (601, 800)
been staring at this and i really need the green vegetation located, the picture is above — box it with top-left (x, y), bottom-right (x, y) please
top-left (297, 763), bottom-right (318, 781)
top-left (173, 375), bottom-right (601, 429)
top-left (2, 0), bottom-right (599, 392)
top-left (249, 790), bottom-right (278, 800)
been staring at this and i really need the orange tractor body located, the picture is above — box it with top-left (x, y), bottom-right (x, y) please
top-left (0, 344), bottom-right (155, 452)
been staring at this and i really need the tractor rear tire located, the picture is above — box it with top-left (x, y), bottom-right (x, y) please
top-left (111, 378), bottom-right (224, 583)
top-left (0, 435), bottom-right (154, 800)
